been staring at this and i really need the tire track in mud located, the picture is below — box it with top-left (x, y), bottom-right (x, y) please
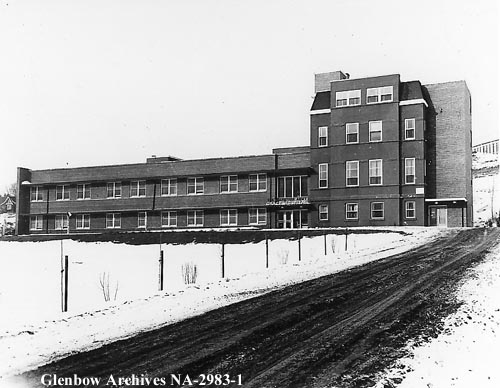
top-left (14, 228), bottom-right (500, 388)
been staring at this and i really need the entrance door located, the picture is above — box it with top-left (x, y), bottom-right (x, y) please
top-left (429, 206), bottom-right (447, 227)
top-left (277, 211), bottom-right (293, 229)
top-left (277, 210), bottom-right (308, 229)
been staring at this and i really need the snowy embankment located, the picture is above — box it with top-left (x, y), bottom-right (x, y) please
top-left (472, 152), bottom-right (499, 226)
top-left (0, 228), bottom-right (441, 379)
top-left (376, 243), bottom-right (500, 388)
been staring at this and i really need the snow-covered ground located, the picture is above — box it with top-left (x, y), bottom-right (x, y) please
top-left (377, 241), bottom-right (500, 388)
top-left (473, 152), bottom-right (499, 226)
top-left (0, 227), bottom-right (441, 380)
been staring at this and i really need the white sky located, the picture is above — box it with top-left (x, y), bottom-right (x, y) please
top-left (0, 0), bottom-right (498, 192)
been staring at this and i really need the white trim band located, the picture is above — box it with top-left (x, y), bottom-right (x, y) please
top-left (399, 99), bottom-right (429, 108)
top-left (310, 109), bottom-right (331, 115)
top-left (425, 198), bottom-right (467, 202)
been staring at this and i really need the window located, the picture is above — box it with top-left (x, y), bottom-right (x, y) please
top-left (30, 215), bottom-right (43, 230)
top-left (319, 204), bottom-right (328, 221)
top-left (55, 214), bottom-right (69, 230)
top-left (318, 164), bottom-right (328, 188)
top-left (76, 214), bottom-right (90, 230)
top-left (335, 90), bottom-right (361, 107)
top-left (369, 121), bottom-right (383, 142)
top-left (369, 159), bottom-right (383, 185)
top-left (30, 186), bottom-right (43, 202)
top-left (405, 118), bottom-right (416, 140)
top-left (107, 182), bottom-right (122, 198)
top-left (187, 177), bottom-right (204, 195)
top-left (161, 179), bottom-right (177, 196)
top-left (346, 123), bottom-right (359, 144)
top-left (187, 210), bottom-right (204, 226)
top-left (130, 181), bottom-right (146, 197)
top-left (106, 213), bottom-right (121, 229)
top-left (249, 208), bottom-right (267, 225)
top-left (56, 185), bottom-right (70, 201)
top-left (366, 86), bottom-right (393, 104)
top-left (405, 158), bottom-right (416, 184)
top-left (137, 212), bottom-right (147, 228)
top-left (346, 203), bottom-right (358, 220)
top-left (161, 211), bottom-right (177, 227)
top-left (318, 126), bottom-right (328, 147)
top-left (220, 209), bottom-right (238, 226)
top-left (371, 202), bottom-right (385, 219)
top-left (77, 184), bottom-right (91, 200)
top-left (405, 201), bottom-right (416, 219)
top-left (346, 161), bottom-right (359, 186)
top-left (249, 174), bottom-right (267, 192)
top-left (277, 176), bottom-right (308, 197)
top-left (220, 175), bottom-right (238, 193)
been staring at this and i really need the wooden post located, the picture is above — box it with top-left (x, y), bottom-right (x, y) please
top-left (324, 231), bottom-right (327, 255)
top-left (221, 243), bottom-right (225, 278)
top-left (63, 255), bottom-right (69, 312)
top-left (345, 229), bottom-right (348, 251)
top-left (297, 230), bottom-right (301, 261)
top-left (265, 234), bottom-right (269, 268)
top-left (159, 250), bottom-right (164, 291)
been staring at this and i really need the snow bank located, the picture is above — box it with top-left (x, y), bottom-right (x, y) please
top-left (0, 227), bottom-right (440, 379)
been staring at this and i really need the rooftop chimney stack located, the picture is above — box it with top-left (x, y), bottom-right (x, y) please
top-left (314, 70), bottom-right (348, 93)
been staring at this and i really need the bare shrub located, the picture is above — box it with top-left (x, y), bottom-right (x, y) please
top-left (330, 237), bottom-right (336, 254)
top-left (277, 249), bottom-right (289, 265)
top-left (182, 261), bottom-right (198, 285)
top-left (99, 272), bottom-right (119, 302)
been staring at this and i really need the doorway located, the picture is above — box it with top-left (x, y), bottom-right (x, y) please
top-left (429, 206), bottom-right (447, 227)
top-left (276, 210), bottom-right (308, 229)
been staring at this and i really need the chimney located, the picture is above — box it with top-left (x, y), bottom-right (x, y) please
top-left (314, 71), bottom-right (348, 93)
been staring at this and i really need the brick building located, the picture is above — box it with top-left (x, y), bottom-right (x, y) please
top-left (15, 71), bottom-right (473, 234)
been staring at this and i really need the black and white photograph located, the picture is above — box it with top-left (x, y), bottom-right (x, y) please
top-left (0, 0), bottom-right (498, 387)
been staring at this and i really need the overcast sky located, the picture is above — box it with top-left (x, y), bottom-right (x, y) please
top-left (0, 0), bottom-right (498, 192)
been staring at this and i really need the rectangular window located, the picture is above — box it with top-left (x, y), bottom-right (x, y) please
top-left (366, 86), bottom-right (393, 104)
top-left (76, 214), bottom-right (90, 229)
top-left (248, 208), bottom-right (267, 225)
top-left (107, 182), bottom-right (122, 198)
top-left (319, 204), bottom-right (328, 221)
top-left (137, 212), bottom-right (147, 228)
top-left (277, 176), bottom-right (308, 197)
top-left (346, 161), bottom-right (359, 186)
top-left (220, 175), bottom-right (238, 193)
top-left (249, 174), bottom-right (267, 192)
top-left (405, 158), bottom-right (416, 184)
top-left (30, 186), bottom-right (43, 202)
top-left (55, 214), bottom-right (69, 230)
top-left (220, 209), bottom-right (238, 226)
top-left (405, 201), bottom-right (416, 219)
top-left (369, 121), bottom-right (383, 142)
top-left (30, 215), bottom-right (43, 230)
top-left (346, 123), bottom-right (359, 144)
top-left (371, 202), bottom-right (385, 219)
top-left (345, 203), bottom-right (358, 220)
top-left (77, 184), bottom-right (91, 200)
top-left (161, 179), bottom-right (177, 196)
top-left (161, 211), bottom-right (177, 227)
top-left (56, 185), bottom-right (70, 201)
top-left (130, 181), bottom-right (146, 197)
top-left (187, 210), bottom-right (204, 226)
top-left (369, 159), bottom-right (383, 185)
top-left (335, 90), bottom-right (361, 107)
top-left (318, 164), bottom-right (328, 188)
top-left (318, 126), bottom-right (328, 147)
top-left (187, 177), bottom-right (204, 195)
top-left (405, 118), bottom-right (416, 140)
top-left (106, 213), bottom-right (121, 229)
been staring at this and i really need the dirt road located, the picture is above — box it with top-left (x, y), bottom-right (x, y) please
top-left (15, 228), bottom-right (500, 388)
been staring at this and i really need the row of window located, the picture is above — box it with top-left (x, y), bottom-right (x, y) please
top-left (29, 208), bottom-right (268, 231)
top-left (318, 201), bottom-right (416, 221)
top-left (30, 174), bottom-right (268, 202)
top-left (318, 158), bottom-right (416, 188)
top-left (335, 86), bottom-right (393, 107)
top-left (318, 118), bottom-right (416, 147)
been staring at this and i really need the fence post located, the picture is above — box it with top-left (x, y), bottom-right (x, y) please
top-left (265, 234), bottom-right (269, 269)
top-left (345, 228), bottom-right (348, 251)
top-left (159, 250), bottom-right (164, 291)
top-left (221, 243), bottom-right (225, 278)
top-left (298, 230), bottom-right (301, 261)
top-left (324, 231), bottom-right (327, 255)
top-left (63, 255), bottom-right (69, 312)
